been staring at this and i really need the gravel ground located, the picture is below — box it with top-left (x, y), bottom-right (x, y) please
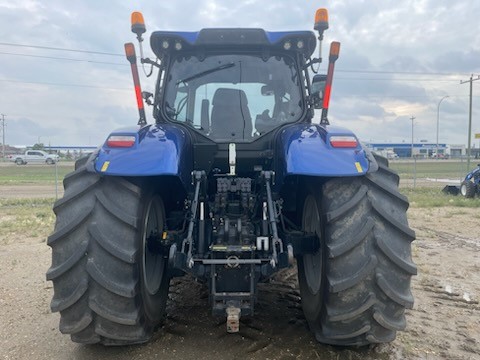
top-left (0, 187), bottom-right (479, 359)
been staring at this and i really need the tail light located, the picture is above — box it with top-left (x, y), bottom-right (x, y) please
top-left (330, 135), bottom-right (358, 148)
top-left (107, 135), bottom-right (136, 148)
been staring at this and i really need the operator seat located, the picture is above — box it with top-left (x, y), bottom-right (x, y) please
top-left (210, 88), bottom-right (252, 140)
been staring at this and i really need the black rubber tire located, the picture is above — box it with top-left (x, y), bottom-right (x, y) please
top-left (47, 159), bottom-right (170, 345)
top-left (15, 158), bottom-right (23, 165)
top-left (46, 158), bottom-right (54, 165)
top-left (460, 180), bottom-right (476, 198)
top-left (297, 154), bottom-right (417, 346)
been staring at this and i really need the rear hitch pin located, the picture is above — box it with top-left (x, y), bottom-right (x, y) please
top-left (226, 306), bottom-right (241, 333)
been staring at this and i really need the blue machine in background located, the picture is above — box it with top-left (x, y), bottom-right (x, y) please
top-left (460, 164), bottom-right (480, 197)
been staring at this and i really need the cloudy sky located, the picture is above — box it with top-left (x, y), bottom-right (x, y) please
top-left (1, 0), bottom-right (479, 147)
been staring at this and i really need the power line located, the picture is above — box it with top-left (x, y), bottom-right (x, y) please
top-left (0, 42), bottom-right (123, 57)
top-left (2, 77), bottom-right (479, 99)
top-left (0, 51), bottom-right (128, 66)
top-left (336, 68), bottom-right (472, 77)
top-left (335, 77), bottom-right (461, 82)
top-left (0, 78), bottom-right (130, 90)
top-left (0, 41), bottom-right (477, 78)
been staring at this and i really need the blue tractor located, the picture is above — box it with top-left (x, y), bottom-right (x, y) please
top-left (460, 164), bottom-right (480, 198)
top-left (47, 8), bottom-right (416, 347)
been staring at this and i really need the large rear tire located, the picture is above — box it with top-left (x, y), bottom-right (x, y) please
top-left (47, 159), bottom-right (170, 345)
top-left (297, 155), bottom-right (417, 346)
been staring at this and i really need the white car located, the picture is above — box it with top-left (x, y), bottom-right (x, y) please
top-left (12, 150), bottom-right (60, 165)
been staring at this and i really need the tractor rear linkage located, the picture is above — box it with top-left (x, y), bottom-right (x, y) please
top-left (168, 170), bottom-right (296, 332)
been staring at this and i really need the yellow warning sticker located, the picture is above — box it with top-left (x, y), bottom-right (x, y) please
top-left (101, 161), bottom-right (110, 172)
top-left (355, 162), bottom-right (363, 173)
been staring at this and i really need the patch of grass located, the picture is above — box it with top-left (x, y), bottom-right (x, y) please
top-left (0, 163), bottom-right (74, 184)
top-left (402, 187), bottom-right (480, 208)
top-left (390, 160), bottom-right (471, 180)
top-left (0, 198), bottom-right (55, 245)
top-left (0, 198), bottom-right (54, 207)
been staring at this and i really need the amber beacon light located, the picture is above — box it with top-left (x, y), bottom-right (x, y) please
top-left (314, 8), bottom-right (329, 33)
top-left (131, 11), bottom-right (146, 37)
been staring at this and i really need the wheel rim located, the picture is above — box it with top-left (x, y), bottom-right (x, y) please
top-left (302, 195), bottom-right (322, 295)
top-left (460, 184), bottom-right (466, 196)
top-left (142, 196), bottom-right (165, 295)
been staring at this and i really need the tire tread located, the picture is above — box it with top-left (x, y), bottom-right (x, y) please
top-left (299, 154), bottom-right (416, 346)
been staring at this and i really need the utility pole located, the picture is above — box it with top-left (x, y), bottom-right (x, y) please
top-left (460, 74), bottom-right (480, 170)
top-left (410, 116), bottom-right (415, 158)
top-left (1, 114), bottom-right (5, 162)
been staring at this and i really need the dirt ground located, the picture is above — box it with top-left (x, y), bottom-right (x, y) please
top-left (0, 188), bottom-right (479, 359)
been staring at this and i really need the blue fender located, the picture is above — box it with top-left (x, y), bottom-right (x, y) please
top-left (465, 166), bottom-right (480, 184)
top-left (94, 124), bottom-right (192, 185)
top-left (278, 124), bottom-right (369, 177)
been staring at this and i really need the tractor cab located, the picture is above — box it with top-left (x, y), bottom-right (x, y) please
top-left (151, 29), bottom-right (316, 142)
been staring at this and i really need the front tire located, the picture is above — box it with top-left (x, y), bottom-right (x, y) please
top-left (460, 180), bottom-right (476, 198)
top-left (47, 160), bottom-right (170, 345)
top-left (297, 155), bottom-right (417, 346)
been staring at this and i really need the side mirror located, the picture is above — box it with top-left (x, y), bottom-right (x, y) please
top-left (311, 74), bottom-right (327, 109)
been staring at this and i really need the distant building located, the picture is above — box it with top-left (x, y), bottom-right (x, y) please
top-left (365, 142), bottom-right (459, 158)
top-left (448, 144), bottom-right (467, 158)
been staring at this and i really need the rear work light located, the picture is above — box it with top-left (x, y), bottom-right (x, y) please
top-left (107, 135), bottom-right (136, 148)
top-left (330, 135), bottom-right (358, 148)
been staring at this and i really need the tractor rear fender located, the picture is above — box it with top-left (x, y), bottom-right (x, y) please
top-left (279, 124), bottom-right (375, 177)
top-left (91, 124), bottom-right (192, 185)
top-left (465, 166), bottom-right (480, 182)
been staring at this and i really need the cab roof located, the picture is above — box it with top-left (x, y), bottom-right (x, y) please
top-left (150, 29), bottom-right (316, 58)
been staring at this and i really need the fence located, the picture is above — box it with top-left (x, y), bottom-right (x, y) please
top-left (389, 158), bottom-right (476, 189)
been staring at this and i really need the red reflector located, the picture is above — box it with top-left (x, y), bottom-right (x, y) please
top-left (107, 135), bottom-right (136, 148)
top-left (330, 136), bottom-right (358, 148)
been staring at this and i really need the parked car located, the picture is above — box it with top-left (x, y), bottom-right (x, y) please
top-left (11, 150), bottom-right (59, 165)
top-left (431, 153), bottom-right (449, 159)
